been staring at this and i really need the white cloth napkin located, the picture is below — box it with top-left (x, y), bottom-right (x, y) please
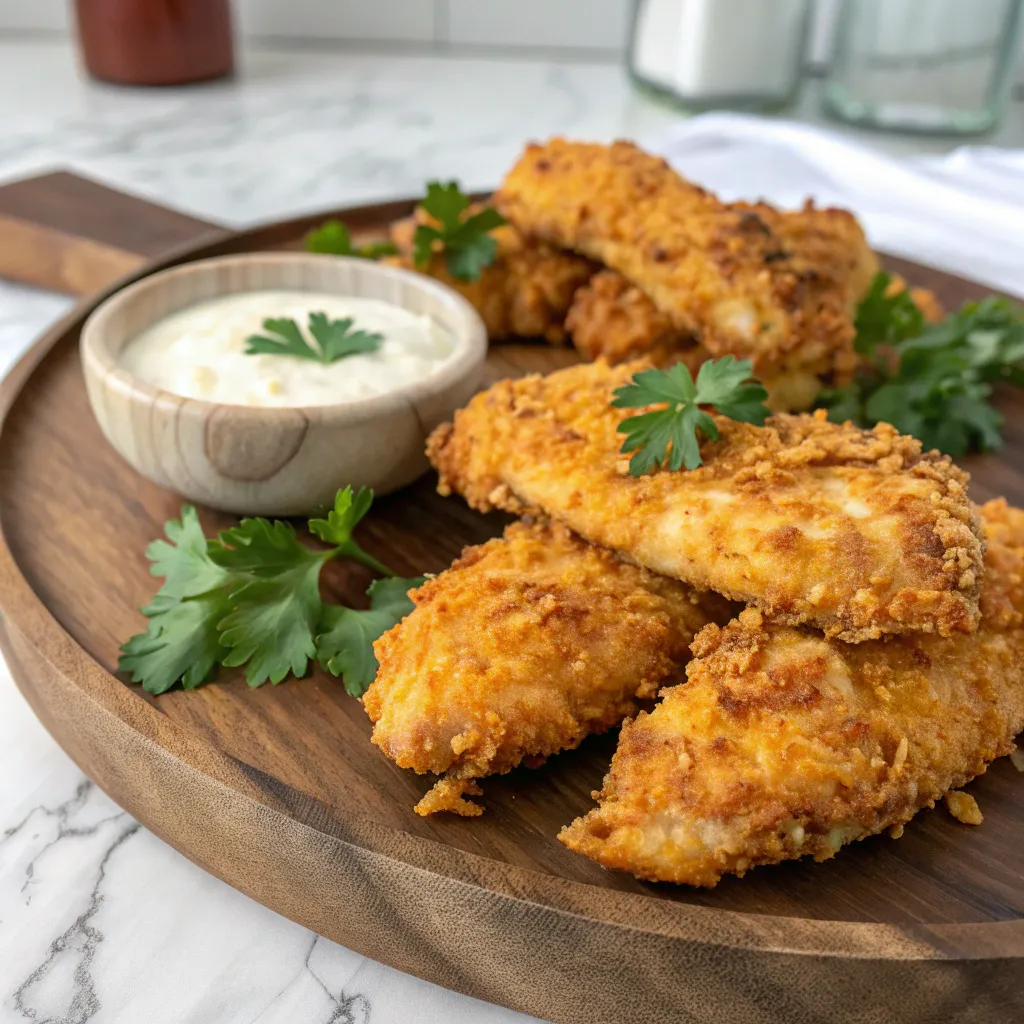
top-left (648, 112), bottom-right (1024, 298)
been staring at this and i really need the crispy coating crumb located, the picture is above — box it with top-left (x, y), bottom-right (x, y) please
top-left (565, 195), bottom-right (882, 411)
top-left (427, 359), bottom-right (983, 641)
top-left (565, 270), bottom-right (819, 413)
top-left (415, 778), bottom-right (485, 817)
top-left (945, 790), bottom-right (983, 825)
top-left (566, 269), bottom-right (706, 370)
top-left (363, 520), bottom-right (733, 815)
top-left (886, 274), bottom-right (945, 324)
top-left (496, 139), bottom-right (869, 386)
top-left (560, 500), bottom-right (1024, 886)
top-left (386, 207), bottom-right (595, 343)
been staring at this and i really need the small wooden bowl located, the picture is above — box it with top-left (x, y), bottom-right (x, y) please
top-left (80, 253), bottom-right (487, 515)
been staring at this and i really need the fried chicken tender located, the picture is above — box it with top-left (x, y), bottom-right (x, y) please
top-left (566, 269), bottom-right (705, 370)
top-left (427, 360), bottom-right (983, 642)
top-left (565, 195), bottom-right (881, 411)
top-left (565, 269), bottom-right (942, 413)
top-left (496, 139), bottom-right (867, 392)
top-left (560, 500), bottom-right (1024, 887)
top-left (364, 520), bottom-right (732, 816)
top-left (387, 208), bottom-right (594, 343)
top-left (562, 212), bottom-right (940, 413)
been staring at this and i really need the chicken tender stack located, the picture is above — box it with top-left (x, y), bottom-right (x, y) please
top-left (394, 357), bottom-right (1022, 886)
top-left (565, 196), bottom-right (884, 410)
top-left (495, 139), bottom-right (875, 406)
top-left (560, 500), bottom-right (1024, 885)
top-left (362, 146), bottom-right (1010, 886)
top-left (387, 207), bottom-right (594, 344)
top-left (385, 141), bottom-right (942, 416)
top-left (428, 360), bottom-right (982, 642)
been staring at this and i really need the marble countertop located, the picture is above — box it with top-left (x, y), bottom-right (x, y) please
top-left (1, 37), bottom-right (1022, 1024)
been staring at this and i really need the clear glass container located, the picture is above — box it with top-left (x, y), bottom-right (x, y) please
top-left (824, 0), bottom-right (1024, 134)
top-left (628, 0), bottom-right (812, 112)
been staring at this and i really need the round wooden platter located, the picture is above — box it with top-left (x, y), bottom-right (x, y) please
top-left (1, 194), bottom-right (1022, 1024)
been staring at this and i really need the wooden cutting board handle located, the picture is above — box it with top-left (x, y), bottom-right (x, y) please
top-left (0, 170), bottom-right (226, 296)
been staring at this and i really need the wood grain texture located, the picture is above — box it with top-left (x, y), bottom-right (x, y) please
top-left (0, 194), bottom-right (1022, 1024)
top-left (0, 171), bottom-right (225, 295)
top-left (80, 253), bottom-right (487, 513)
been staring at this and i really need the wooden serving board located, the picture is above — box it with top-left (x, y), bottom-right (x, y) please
top-left (0, 172), bottom-right (1021, 1024)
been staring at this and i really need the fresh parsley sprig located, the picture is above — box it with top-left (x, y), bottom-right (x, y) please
top-left (818, 272), bottom-right (1024, 456)
top-left (853, 272), bottom-right (926, 355)
top-left (118, 488), bottom-right (424, 695)
top-left (612, 357), bottom-right (770, 475)
top-left (412, 181), bottom-right (506, 281)
top-left (305, 219), bottom-right (398, 259)
top-left (245, 312), bottom-right (382, 364)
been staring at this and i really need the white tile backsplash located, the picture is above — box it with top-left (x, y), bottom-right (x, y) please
top-left (0, 0), bottom-right (69, 31)
top-left (444, 0), bottom-right (632, 50)
top-left (0, 0), bottom-right (1020, 84)
top-left (235, 0), bottom-right (435, 42)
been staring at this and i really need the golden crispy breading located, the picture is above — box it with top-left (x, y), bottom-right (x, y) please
top-left (566, 269), bottom-right (705, 369)
top-left (564, 198), bottom-right (880, 412)
top-left (758, 198), bottom-right (880, 309)
top-left (495, 139), bottom-right (866, 388)
top-left (364, 520), bottom-right (733, 816)
top-left (560, 500), bottom-right (1024, 887)
top-left (565, 267), bottom-right (942, 413)
top-left (427, 360), bottom-right (982, 642)
top-left (564, 270), bottom-right (817, 413)
top-left (386, 209), bottom-right (594, 344)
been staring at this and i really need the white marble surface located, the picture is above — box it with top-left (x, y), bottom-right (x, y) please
top-left (0, 37), bottom-right (1023, 1024)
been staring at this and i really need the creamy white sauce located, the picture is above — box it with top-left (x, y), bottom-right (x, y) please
top-left (119, 290), bottom-right (457, 407)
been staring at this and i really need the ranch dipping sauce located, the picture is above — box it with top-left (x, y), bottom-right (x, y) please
top-left (119, 290), bottom-right (458, 407)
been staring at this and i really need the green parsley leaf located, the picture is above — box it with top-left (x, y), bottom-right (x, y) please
top-left (142, 505), bottom-right (231, 609)
top-left (304, 218), bottom-right (398, 259)
top-left (854, 271), bottom-right (925, 356)
top-left (412, 181), bottom-right (506, 281)
top-left (218, 561), bottom-right (325, 686)
top-left (307, 313), bottom-right (382, 361)
top-left (612, 357), bottom-right (770, 475)
top-left (119, 591), bottom-right (230, 695)
top-left (211, 517), bottom-right (332, 686)
top-left (316, 575), bottom-right (426, 696)
top-left (819, 272), bottom-right (1024, 456)
top-left (120, 488), bottom-right (412, 694)
top-left (209, 516), bottom-right (333, 684)
top-left (245, 313), bottom-right (382, 364)
top-left (308, 485), bottom-right (393, 577)
top-left (693, 357), bottom-right (772, 423)
top-left (418, 180), bottom-right (469, 226)
top-left (118, 506), bottom-right (236, 693)
top-left (210, 516), bottom-right (317, 575)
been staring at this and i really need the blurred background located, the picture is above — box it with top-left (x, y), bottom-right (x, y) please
top-left (3, 0), bottom-right (1024, 82)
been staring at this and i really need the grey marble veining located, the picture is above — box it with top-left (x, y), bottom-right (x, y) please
top-left (0, 42), bottom-right (677, 228)
top-left (0, 675), bottom-right (537, 1024)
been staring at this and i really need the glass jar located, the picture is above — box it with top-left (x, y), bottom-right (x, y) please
top-left (73, 0), bottom-right (235, 86)
top-left (824, 0), bottom-right (1024, 134)
top-left (628, 0), bottom-right (812, 111)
